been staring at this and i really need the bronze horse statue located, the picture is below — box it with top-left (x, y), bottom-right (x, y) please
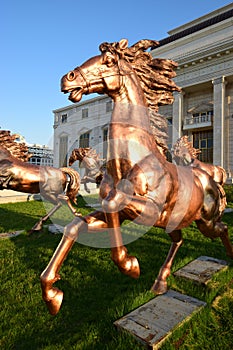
top-left (69, 147), bottom-right (105, 193)
top-left (172, 135), bottom-right (227, 186)
top-left (0, 130), bottom-right (81, 233)
top-left (40, 39), bottom-right (232, 315)
top-left (172, 135), bottom-right (227, 212)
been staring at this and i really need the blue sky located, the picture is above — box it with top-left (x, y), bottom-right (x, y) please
top-left (1, 0), bottom-right (231, 146)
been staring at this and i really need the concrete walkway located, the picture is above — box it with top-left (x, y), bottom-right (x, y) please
top-left (0, 189), bottom-right (31, 204)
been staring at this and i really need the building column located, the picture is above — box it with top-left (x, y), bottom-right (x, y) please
top-left (172, 91), bottom-right (184, 145)
top-left (212, 76), bottom-right (226, 167)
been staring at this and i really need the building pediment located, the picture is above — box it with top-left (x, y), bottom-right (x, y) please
top-left (188, 101), bottom-right (213, 114)
top-left (78, 127), bottom-right (91, 135)
top-left (58, 131), bottom-right (69, 138)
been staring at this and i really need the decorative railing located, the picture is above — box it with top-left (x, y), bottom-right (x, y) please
top-left (183, 114), bottom-right (213, 128)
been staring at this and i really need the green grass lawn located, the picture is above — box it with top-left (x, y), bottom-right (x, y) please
top-left (0, 199), bottom-right (233, 349)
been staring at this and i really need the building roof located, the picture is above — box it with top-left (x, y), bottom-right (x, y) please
top-left (152, 7), bottom-right (233, 49)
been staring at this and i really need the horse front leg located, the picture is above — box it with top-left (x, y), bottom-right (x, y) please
top-left (40, 217), bottom-right (87, 315)
top-left (102, 192), bottom-right (140, 279)
top-left (57, 194), bottom-right (82, 217)
top-left (151, 230), bottom-right (183, 294)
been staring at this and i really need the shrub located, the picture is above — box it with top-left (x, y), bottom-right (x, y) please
top-left (224, 184), bottom-right (233, 203)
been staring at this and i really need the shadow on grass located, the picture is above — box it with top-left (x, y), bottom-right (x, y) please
top-left (0, 202), bottom-right (48, 232)
top-left (3, 231), bottom-right (155, 349)
top-left (1, 205), bottom-right (233, 349)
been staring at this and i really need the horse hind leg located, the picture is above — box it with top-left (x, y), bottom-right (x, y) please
top-left (196, 219), bottom-right (233, 259)
top-left (151, 230), bottom-right (183, 294)
top-left (28, 202), bottom-right (62, 234)
top-left (102, 193), bottom-right (140, 279)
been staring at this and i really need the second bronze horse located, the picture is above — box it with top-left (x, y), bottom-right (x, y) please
top-left (0, 130), bottom-right (81, 233)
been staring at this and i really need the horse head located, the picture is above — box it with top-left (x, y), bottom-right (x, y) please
top-left (172, 136), bottom-right (201, 166)
top-left (61, 39), bottom-right (133, 102)
top-left (60, 39), bottom-right (167, 104)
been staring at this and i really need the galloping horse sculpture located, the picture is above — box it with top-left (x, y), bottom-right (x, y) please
top-left (0, 130), bottom-right (81, 233)
top-left (40, 39), bottom-right (232, 315)
top-left (172, 135), bottom-right (227, 186)
top-left (69, 147), bottom-right (105, 192)
top-left (172, 135), bottom-right (227, 212)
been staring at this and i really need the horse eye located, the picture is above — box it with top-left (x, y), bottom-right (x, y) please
top-left (104, 53), bottom-right (116, 66)
top-left (67, 71), bottom-right (75, 81)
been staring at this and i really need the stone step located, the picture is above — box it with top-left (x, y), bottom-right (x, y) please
top-left (174, 255), bottom-right (229, 284)
top-left (114, 290), bottom-right (206, 349)
top-left (114, 256), bottom-right (229, 348)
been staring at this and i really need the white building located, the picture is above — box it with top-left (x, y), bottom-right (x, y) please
top-left (53, 96), bottom-right (111, 173)
top-left (152, 3), bottom-right (233, 179)
top-left (13, 134), bottom-right (54, 167)
top-left (53, 4), bottom-right (233, 180)
top-left (28, 144), bottom-right (54, 167)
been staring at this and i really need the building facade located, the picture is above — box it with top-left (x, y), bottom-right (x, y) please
top-left (28, 144), bottom-right (54, 167)
top-left (53, 96), bottom-right (111, 176)
top-left (13, 134), bottom-right (54, 167)
top-left (53, 4), bottom-right (233, 180)
top-left (153, 3), bottom-right (233, 180)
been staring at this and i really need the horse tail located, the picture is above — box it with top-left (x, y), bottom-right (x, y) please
top-left (218, 166), bottom-right (227, 186)
top-left (61, 167), bottom-right (81, 204)
top-left (213, 165), bottom-right (227, 186)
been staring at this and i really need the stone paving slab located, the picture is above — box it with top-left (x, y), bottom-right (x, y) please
top-left (114, 290), bottom-right (206, 349)
top-left (0, 230), bottom-right (24, 239)
top-left (174, 256), bottom-right (229, 284)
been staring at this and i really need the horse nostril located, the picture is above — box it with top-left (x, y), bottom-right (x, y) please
top-left (67, 71), bottom-right (75, 81)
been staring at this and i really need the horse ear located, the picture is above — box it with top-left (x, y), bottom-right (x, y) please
top-left (118, 39), bottom-right (128, 50)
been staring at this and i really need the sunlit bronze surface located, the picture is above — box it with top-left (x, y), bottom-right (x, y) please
top-left (69, 147), bottom-right (105, 192)
top-left (172, 136), bottom-right (227, 212)
top-left (41, 39), bottom-right (232, 315)
top-left (0, 130), bottom-right (81, 233)
top-left (172, 135), bottom-right (227, 186)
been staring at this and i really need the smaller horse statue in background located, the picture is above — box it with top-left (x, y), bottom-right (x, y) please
top-left (172, 135), bottom-right (227, 211)
top-left (172, 135), bottom-right (227, 186)
top-left (69, 147), bottom-right (105, 193)
top-left (0, 130), bottom-right (81, 233)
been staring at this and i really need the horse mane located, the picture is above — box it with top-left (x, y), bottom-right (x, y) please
top-left (172, 136), bottom-right (201, 159)
top-left (0, 130), bottom-right (31, 162)
top-left (99, 39), bottom-right (181, 154)
top-left (70, 148), bottom-right (103, 163)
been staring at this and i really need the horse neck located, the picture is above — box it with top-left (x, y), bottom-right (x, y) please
top-left (0, 147), bottom-right (11, 160)
top-left (106, 76), bottom-right (164, 182)
top-left (110, 74), bottom-right (150, 128)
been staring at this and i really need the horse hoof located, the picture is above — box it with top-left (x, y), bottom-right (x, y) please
top-left (45, 289), bottom-right (63, 315)
top-left (28, 224), bottom-right (42, 234)
top-left (118, 256), bottom-right (140, 279)
top-left (151, 279), bottom-right (167, 295)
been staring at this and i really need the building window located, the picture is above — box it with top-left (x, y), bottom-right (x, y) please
top-left (106, 101), bottom-right (112, 113)
top-left (61, 114), bottom-right (67, 123)
top-left (193, 130), bottom-right (213, 163)
top-left (59, 135), bottom-right (68, 167)
top-left (82, 108), bottom-right (88, 119)
top-left (79, 132), bottom-right (90, 148)
top-left (103, 128), bottom-right (108, 159)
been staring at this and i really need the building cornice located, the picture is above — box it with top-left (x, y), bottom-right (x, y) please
top-left (168, 3), bottom-right (233, 35)
top-left (53, 95), bottom-right (109, 113)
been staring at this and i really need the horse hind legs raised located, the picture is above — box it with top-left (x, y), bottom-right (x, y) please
top-left (151, 230), bottom-right (183, 295)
